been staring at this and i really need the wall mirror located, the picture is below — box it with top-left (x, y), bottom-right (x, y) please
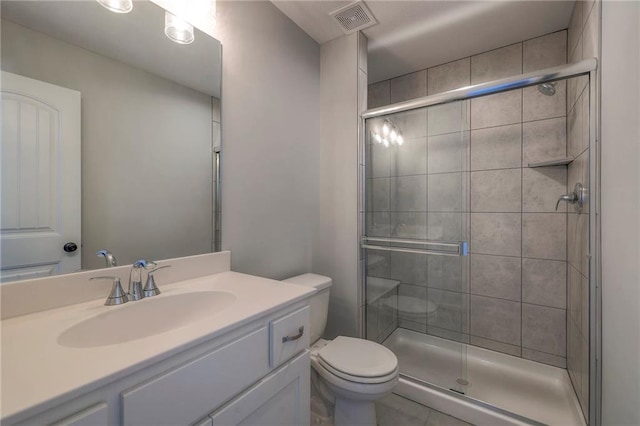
top-left (0, 0), bottom-right (222, 282)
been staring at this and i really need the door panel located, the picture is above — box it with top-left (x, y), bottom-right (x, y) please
top-left (1, 71), bottom-right (81, 281)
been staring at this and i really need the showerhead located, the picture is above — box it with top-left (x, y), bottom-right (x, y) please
top-left (537, 82), bottom-right (557, 96)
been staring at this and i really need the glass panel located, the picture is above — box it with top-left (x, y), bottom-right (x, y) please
top-left (364, 99), bottom-right (470, 393)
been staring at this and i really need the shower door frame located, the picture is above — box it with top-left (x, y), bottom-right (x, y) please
top-left (357, 58), bottom-right (601, 426)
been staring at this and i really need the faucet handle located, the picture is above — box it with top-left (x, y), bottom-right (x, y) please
top-left (90, 276), bottom-right (128, 306)
top-left (143, 265), bottom-right (171, 297)
top-left (132, 259), bottom-right (157, 269)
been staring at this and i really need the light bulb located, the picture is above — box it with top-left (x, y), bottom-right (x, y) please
top-left (96, 0), bottom-right (133, 13)
top-left (389, 130), bottom-right (398, 142)
top-left (373, 133), bottom-right (382, 143)
top-left (165, 11), bottom-right (195, 45)
top-left (397, 135), bottom-right (404, 146)
top-left (382, 123), bottom-right (390, 136)
top-left (383, 139), bottom-right (389, 147)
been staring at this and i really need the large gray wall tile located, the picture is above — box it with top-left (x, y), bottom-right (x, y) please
top-left (523, 31), bottom-right (567, 72)
top-left (367, 249), bottom-right (390, 279)
top-left (393, 137), bottom-right (427, 176)
top-left (568, 264), bottom-right (582, 328)
top-left (522, 303), bottom-right (566, 356)
top-left (471, 90), bottom-right (522, 129)
top-left (522, 348), bottom-right (566, 368)
top-left (428, 58), bottom-right (471, 95)
top-left (428, 101), bottom-right (470, 136)
top-left (522, 166), bottom-right (568, 212)
top-left (390, 70), bottom-right (427, 103)
top-left (390, 175), bottom-right (427, 211)
top-left (368, 139), bottom-right (392, 178)
top-left (522, 258), bottom-right (566, 308)
top-left (391, 252), bottom-right (427, 286)
top-left (470, 335), bottom-right (521, 357)
top-left (471, 213), bottom-right (521, 256)
top-left (522, 117), bottom-right (566, 164)
top-left (427, 255), bottom-right (466, 292)
top-left (471, 169), bottom-right (521, 213)
top-left (391, 212), bottom-right (427, 239)
top-left (428, 288), bottom-right (469, 333)
top-left (427, 212), bottom-right (466, 241)
top-left (368, 178), bottom-right (390, 211)
top-left (523, 81), bottom-right (566, 122)
top-left (428, 173), bottom-right (467, 212)
top-left (388, 108), bottom-right (428, 139)
top-left (567, 0), bottom-right (583, 59)
top-left (471, 43), bottom-right (522, 84)
top-left (470, 295), bottom-right (521, 345)
top-left (471, 254), bottom-right (521, 301)
top-left (470, 124), bottom-right (521, 171)
top-left (427, 132), bottom-right (469, 174)
top-left (368, 80), bottom-right (390, 109)
top-left (367, 212), bottom-right (391, 237)
top-left (523, 213), bottom-right (567, 260)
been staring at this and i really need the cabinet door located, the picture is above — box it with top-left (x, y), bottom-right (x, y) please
top-left (210, 350), bottom-right (310, 426)
top-left (122, 327), bottom-right (269, 426)
top-left (51, 403), bottom-right (108, 426)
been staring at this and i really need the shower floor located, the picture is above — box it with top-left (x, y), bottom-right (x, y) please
top-left (383, 328), bottom-right (585, 426)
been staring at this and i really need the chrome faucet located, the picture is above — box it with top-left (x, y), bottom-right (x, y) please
top-left (556, 183), bottom-right (587, 212)
top-left (128, 260), bottom-right (157, 301)
top-left (96, 250), bottom-right (118, 268)
top-left (90, 276), bottom-right (128, 305)
top-left (143, 265), bottom-right (171, 297)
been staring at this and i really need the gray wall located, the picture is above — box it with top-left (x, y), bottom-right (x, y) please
top-left (216, 1), bottom-right (320, 280)
top-left (566, 0), bottom-right (600, 418)
top-left (367, 31), bottom-right (571, 367)
top-left (314, 33), bottom-right (368, 339)
top-left (1, 19), bottom-right (213, 269)
top-left (601, 1), bottom-right (640, 425)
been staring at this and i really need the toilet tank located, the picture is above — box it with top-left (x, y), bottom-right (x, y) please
top-left (282, 273), bottom-right (332, 344)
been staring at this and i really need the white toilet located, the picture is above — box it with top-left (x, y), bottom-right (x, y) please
top-left (283, 273), bottom-right (399, 426)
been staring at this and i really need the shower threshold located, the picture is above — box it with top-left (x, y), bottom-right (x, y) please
top-left (383, 328), bottom-right (585, 426)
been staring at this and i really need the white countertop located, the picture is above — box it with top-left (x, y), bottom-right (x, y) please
top-left (0, 271), bottom-right (315, 423)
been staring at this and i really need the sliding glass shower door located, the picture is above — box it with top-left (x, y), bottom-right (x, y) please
top-left (363, 99), bottom-right (470, 393)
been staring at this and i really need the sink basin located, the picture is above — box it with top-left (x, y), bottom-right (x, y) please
top-left (58, 291), bottom-right (236, 348)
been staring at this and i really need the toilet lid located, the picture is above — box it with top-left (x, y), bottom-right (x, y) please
top-left (318, 336), bottom-right (398, 378)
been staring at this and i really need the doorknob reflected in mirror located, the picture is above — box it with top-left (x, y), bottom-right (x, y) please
top-left (63, 242), bottom-right (78, 253)
top-left (556, 183), bottom-right (587, 212)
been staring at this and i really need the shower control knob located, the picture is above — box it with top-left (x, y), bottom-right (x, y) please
top-left (63, 242), bottom-right (78, 253)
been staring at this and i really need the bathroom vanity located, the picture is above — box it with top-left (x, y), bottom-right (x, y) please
top-left (0, 252), bottom-right (314, 426)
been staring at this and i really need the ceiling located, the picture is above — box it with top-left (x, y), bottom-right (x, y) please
top-left (271, 0), bottom-right (574, 83)
top-left (1, 0), bottom-right (222, 97)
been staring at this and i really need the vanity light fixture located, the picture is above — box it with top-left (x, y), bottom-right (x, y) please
top-left (164, 11), bottom-right (195, 44)
top-left (96, 0), bottom-right (133, 13)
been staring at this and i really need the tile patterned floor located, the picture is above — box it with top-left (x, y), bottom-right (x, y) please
top-left (375, 393), bottom-right (473, 426)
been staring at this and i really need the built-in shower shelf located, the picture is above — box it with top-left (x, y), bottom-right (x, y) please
top-left (527, 157), bottom-right (574, 168)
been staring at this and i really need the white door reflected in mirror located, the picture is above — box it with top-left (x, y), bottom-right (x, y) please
top-left (1, 71), bottom-right (81, 282)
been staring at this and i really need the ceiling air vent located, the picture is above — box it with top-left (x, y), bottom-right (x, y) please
top-left (330, 1), bottom-right (377, 34)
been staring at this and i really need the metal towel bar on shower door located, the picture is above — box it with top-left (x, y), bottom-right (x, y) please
top-left (361, 237), bottom-right (468, 257)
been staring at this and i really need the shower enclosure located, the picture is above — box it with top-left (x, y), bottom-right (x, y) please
top-left (360, 59), bottom-right (599, 425)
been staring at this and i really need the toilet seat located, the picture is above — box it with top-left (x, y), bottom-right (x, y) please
top-left (316, 336), bottom-right (399, 384)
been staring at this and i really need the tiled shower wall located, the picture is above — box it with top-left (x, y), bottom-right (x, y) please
top-left (566, 0), bottom-right (600, 419)
top-left (366, 31), bottom-right (571, 367)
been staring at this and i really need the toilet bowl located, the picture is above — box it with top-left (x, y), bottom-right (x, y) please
top-left (283, 274), bottom-right (399, 426)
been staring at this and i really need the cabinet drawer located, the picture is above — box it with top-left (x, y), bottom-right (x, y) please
top-left (210, 350), bottom-right (310, 426)
top-left (50, 403), bottom-right (108, 426)
top-left (122, 327), bottom-right (269, 426)
top-left (269, 306), bottom-right (309, 367)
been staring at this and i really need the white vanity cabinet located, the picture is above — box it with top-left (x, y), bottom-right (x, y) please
top-left (10, 304), bottom-right (311, 426)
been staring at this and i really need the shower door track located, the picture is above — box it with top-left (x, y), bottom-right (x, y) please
top-left (362, 58), bottom-right (596, 119)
